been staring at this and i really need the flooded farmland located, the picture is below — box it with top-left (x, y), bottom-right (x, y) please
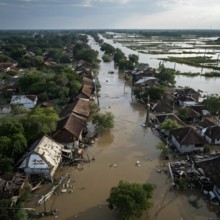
top-left (99, 33), bottom-right (220, 95)
top-left (31, 36), bottom-right (220, 220)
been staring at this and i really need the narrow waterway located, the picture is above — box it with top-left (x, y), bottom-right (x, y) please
top-left (34, 37), bottom-right (219, 220)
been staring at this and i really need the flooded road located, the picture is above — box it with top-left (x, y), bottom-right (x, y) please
top-left (33, 37), bottom-right (219, 220)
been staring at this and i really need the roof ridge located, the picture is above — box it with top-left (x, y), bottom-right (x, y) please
top-left (180, 127), bottom-right (192, 144)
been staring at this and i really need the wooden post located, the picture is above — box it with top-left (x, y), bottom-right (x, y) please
top-left (145, 95), bottom-right (150, 126)
top-left (95, 77), bottom-right (100, 106)
top-left (43, 197), bottom-right (47, 212)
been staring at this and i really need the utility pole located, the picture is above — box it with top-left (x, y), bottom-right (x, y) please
top-left (95, 77), bottom-right (100, 106)
top-left (145, 95), bottom-right (150, 126)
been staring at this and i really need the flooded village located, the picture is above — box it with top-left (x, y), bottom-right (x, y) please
top-left (1, 31), bottom-right (220, 220)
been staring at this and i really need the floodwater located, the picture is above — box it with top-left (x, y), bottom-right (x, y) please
top-left (31, 37), bottom-right (220, 220)
top-left (99, 34), bottom-right (220, 95)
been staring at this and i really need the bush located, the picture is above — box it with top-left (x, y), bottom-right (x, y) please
top-left (102, 54), bottom-right (112, 62)
top-left (107, 181), bottom-right (155, 220)
top-left (92, 111), bottom-right (114, 131)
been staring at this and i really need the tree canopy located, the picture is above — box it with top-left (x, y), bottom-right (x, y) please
top-left (100, 43), bottom-right (115, 55)
top-left (107, 180), bottom-right (155, 220)
top-left (133, 86), bottom-right (164, 102)
top-left (160, 119), bottom-right (181, 132)
top-left (21, 107), bottom-right (58, 143)
top-left (156, 64), bottom-right (176, 86)
top-left (19, 68), bottom-right (82, 104)
top-left (92, 111), bottom-right (114, 131)
top-left (0, 118), bottom-right (27, 173)
top-left (203, 94), bottom-right (220, 115)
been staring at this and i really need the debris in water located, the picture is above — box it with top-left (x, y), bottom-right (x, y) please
top-left (110, 163), bottom-right (117, 168)
top-left (136, 161), bottom-right (141, 167)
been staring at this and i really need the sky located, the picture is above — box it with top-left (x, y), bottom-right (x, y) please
top-left (0, 0), bottom-right (220, 30)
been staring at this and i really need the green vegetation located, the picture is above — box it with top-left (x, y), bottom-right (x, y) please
top-left (175, 71), bottom-right (200, 77)
top-left (133, 86), bottom-right (165, 102)
top-left (0, 107), bottom-right (59, 173)
top-left (100, 43), bottom-right (115, 55)
top-left (0, 192), bottom-right (30, 220)
top-left (102, 54), bottom-right (112, 62)
top-left (100, 42), bottom-right (138, 70)
top-left (107, 180), bottom-right (155, 220)
top-left (203, 145), bottom-right (210, 154)
top-left (156, 64), bottom-right (176, 86)
top-left (19, 67), bottom-right (82, 105)
top-left (177, 108), bottom-right (187, 121)
top-left (73, 40), bottom-right (99, 67)
top-left (156, 141), bottom-right (171, 156)
top-left (202, 71), bottom-right (220, 77)
top-left (92, 111), bottom-right (114, 131)
top-left (21, 107), bottom-right (58, 143)
top-left (203, 95), bottom-right (220, 115)
top-left (160, 56), bottom-right (220, 71)
top-left (160, 119), bottom-right (182, 133)
top-left (175, 178), bottom-right (188, 190)
top-left (0, 118), bottom-right (27, 173)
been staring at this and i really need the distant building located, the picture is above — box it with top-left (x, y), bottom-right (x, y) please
top-left (10, 95), bottom-right (38, 109)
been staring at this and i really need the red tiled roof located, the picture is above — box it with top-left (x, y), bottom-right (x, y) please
top-left (59, 98), bottom-right (91, 118)
top-left (53, 113), bottom-right (87, 143)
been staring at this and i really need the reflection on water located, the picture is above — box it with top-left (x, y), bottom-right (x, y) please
top-left (35, 36), bottom-right (219, 220)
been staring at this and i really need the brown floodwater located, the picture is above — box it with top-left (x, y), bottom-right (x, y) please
top-left (28, 39), bottom-right (219, 220)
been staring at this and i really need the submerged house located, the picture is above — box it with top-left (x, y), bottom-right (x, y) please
top-left (178, 96), bottom-right (198, 107)
top-left (176, 88), bottom-right (200, 102)
top-left (151, 102), bottom-right (172, 113)
top-left (75, 60), bottom-right (93, 72)
top-left (154, 113), bottom-right (185, 128)
top-left (171, 127), bottom-right (205, 153)
top-left (10, 95), bottom-right (38, 109)
top-left (190, 105), bottom-right (211, 117)
top-left (76, 85), bottom-right (94, 100)
top-left (52, 113), bottom-right (87, 145)
top-left (161, 92), bottom-right (176, 107)
top-left (204, 125), bottom-right (220, 145)
top-left (134, 76), bottom-right (158, 88)
top-left (82, 76), bottom-right (94, 87)
top-left (178, 107), bottom-right (201, 124)
top-left (59, 98), bottom-right (92, 119)
top-left (197, 119), bottom-right (216, 133)
top-left (19, 135), bottom-right (63, 182)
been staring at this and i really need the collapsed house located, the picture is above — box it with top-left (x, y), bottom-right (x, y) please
top-left (19, 135), bottom-right (63, 182)
top-left (197, 156), bottom-right (220, 203)
top-left (0, 173), bottom-right (29, 205)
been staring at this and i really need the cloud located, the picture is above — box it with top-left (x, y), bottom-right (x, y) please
top-left (115, 0), bottom-right (220, 29)
top-left (0, 0), bottom-right (220, 29)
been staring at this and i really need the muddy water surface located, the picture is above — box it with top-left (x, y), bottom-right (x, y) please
top-left (33, 38), bottom-right (218, 220)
